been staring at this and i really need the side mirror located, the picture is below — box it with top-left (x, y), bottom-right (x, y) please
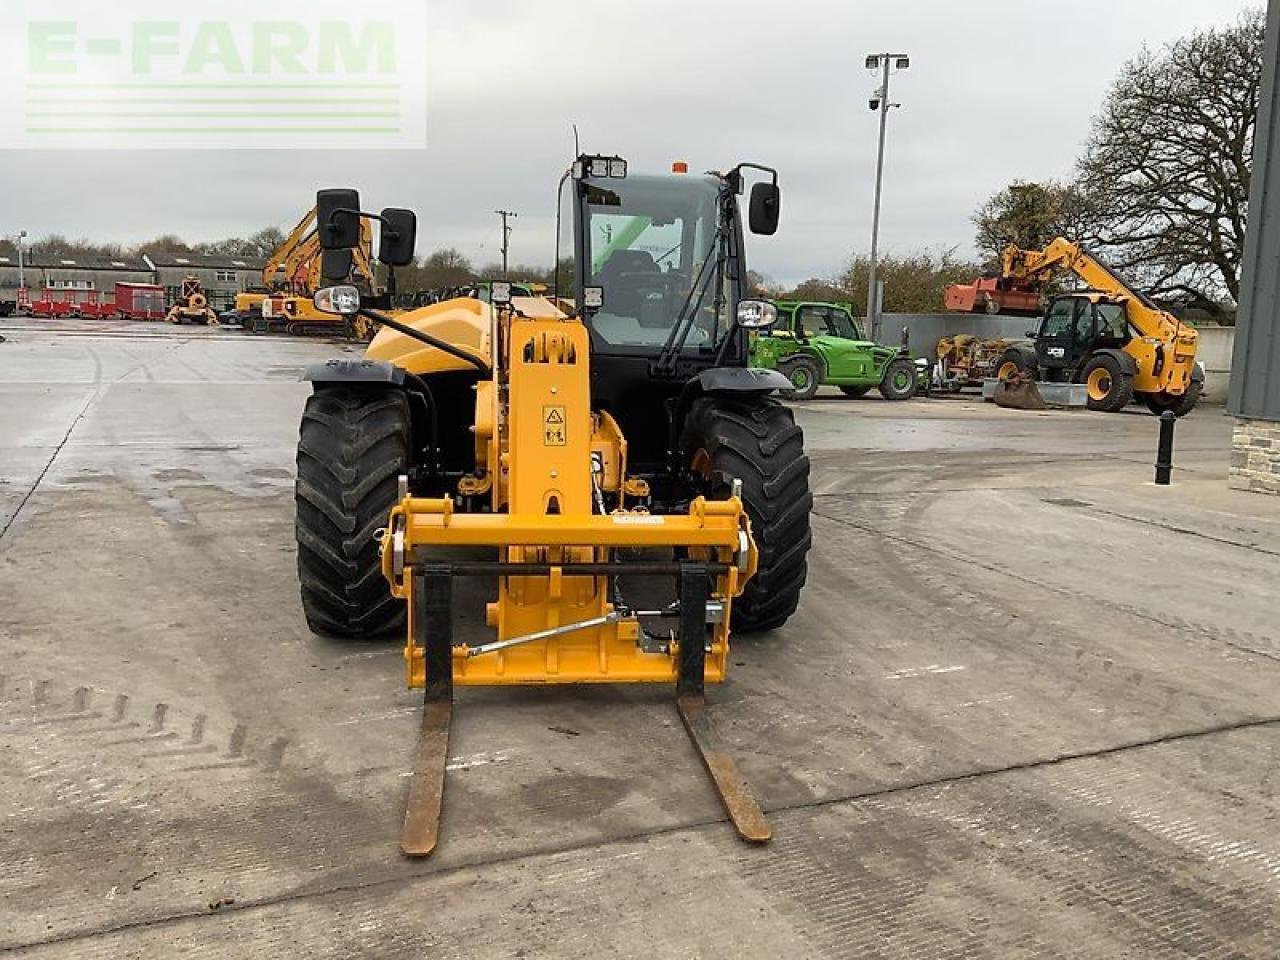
top-left (379, 207), bottom-right (417, 267)
top-left (1025, 330), bottom-right (1037, 338)
top-left (736, 299), bottom-right (777, 329)
top-left (321, 248), bottom-right (353, 284)
top-left (748, 182), bottom-right (780, 236)
top-left (314, 285), bottom-right (361, 316)
top-left (317, 188), bottom-right (362, 250)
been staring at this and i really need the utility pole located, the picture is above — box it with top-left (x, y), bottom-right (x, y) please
top-left (495, 209), bottom-right (517, 274)
top-left (864, 52), bottom-right (909, 342)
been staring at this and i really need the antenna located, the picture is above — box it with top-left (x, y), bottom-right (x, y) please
top-left (572, 123), bottom-right (580, 156)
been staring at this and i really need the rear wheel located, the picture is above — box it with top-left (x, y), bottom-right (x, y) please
top-left (780, 355), bottom-right (822, 401)
top-left (682, 397), bottom-right (812, 632)
top-left (1082, 354), bottom-right (1134, 412)
top-left (295, 386), bottom-right (411, 638)
top-left (838, 384), bottom-right (872, 398)
top-left (878, 356), bottom-right (917, 401)
top-left (1144, 379), bottom-right (1202, 417)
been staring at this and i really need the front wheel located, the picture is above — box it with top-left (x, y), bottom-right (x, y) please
top-left (878, 356), bottom-right (917, 401)
top-left (1144, 379), bottom-right (1202, 417)
top-left (780, 355), bottom-right (822, 401)
top-left (295, 386), bottom-right (411, 638)
top-left (682, 398), bottom-right (812, 632)
top-left (995, 350), bottom-right (1035, 382)
top-left (1082, 354), bottom-right (1135, 412)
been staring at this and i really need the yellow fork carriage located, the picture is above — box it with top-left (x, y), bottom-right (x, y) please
top-left (380, 313), bottom-right (771, 856)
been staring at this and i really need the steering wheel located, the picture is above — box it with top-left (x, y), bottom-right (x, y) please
top-left (610, 270), bottom-right (675, 323)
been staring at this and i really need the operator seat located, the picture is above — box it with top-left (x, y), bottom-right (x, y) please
top-left (598, 248), bottom-right (659, 285)
top-left (596, 249), bottom-right (665, 323)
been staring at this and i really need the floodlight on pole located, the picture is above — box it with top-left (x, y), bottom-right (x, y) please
top-left (864, 51), bottom-right (909, 341)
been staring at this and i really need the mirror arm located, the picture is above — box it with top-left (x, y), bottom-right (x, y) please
top-left (325, 207), bottom-right (402, 243)
top-left (356, 308), bottom-right (491, 374)
top-left (729, 162), bottom-right (779, 193)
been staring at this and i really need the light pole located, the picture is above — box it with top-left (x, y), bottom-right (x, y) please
top-left (495, 209), bottom-right (517, 274)
top-left (10, 230), bottom-right (27, 292)
top-left (864, 52), bottom-right (909, 341)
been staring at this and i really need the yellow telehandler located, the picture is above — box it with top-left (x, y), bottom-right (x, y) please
top-left (947, 238), bottom-right (1203, 415)
top-left (294, 156), bottom-right (811, 856)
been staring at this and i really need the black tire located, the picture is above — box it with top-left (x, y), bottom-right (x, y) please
top-left (296, 386), bottom-right (411, 638)
top-left (878, 356), bottom-right (917, 401)
top-left (1082, 354), bottom-right (1134, 412)
top-left (839, 384), bottom-right (872, 398)
top-left (682, 397), bottom-right (812, 632)
top-left (995, 350), bottom-right (1034, 382)
top-left (779, 355), bottom-right (823, 401)
top-left (1143, 379), bottom-right (1203, 417)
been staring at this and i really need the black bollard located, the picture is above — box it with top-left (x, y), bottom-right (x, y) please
top-left (1154, 410), bottom-right (1176, 485)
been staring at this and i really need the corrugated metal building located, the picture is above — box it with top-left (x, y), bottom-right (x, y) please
top-left (1229, 0), bottom-right (1280, 494)
top-left (0, 254), bottom-right (153, 299)
top-left (1, 252), bottom-right (264, 311)
top-left (143, 253), bottom-right (265, 311)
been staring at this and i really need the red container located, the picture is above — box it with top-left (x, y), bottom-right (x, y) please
top-left (78, 290), bottom-right (113, 318)
top-left (114, 282), bottom-right (167, 320)
top-left (31, 289), bottom-right (56, 318)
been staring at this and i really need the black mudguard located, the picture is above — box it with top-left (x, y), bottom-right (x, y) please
top-left (692, 367), bottom-right (792, 395)
top-left (303, 358), bottom-right (407, 386)
top-left (1088, 348), bottom-right (1139, 377)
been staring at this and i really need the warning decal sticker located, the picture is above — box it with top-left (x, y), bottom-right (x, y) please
top-left (543, 406), bottom-right (566, 446)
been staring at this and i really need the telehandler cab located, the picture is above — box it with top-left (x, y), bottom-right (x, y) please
top-left (294, 156), bottom-right (812, 856)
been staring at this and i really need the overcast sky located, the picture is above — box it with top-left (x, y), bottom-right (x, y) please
top-left (0, 0), bottom-right (1259, 285)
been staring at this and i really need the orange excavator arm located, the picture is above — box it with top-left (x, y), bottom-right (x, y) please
top-left (262, 207), bottom-right (318, 293)
top-left (297, 219), bottom-right (376, 294)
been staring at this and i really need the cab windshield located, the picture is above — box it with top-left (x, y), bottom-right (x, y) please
top-left (583, 174), bottom-right (729, 350)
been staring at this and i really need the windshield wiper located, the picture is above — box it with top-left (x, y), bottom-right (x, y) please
top-left (654, 240), bottom-right (682, 268)
top-left (654, 232), bottom-right (722, 374)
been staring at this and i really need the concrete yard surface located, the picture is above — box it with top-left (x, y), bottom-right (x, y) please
top-left (1, 320), bottom-right (1278, 958)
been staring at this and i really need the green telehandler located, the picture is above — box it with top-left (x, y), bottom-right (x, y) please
top-left (749, 300), bottom-right (919, 401)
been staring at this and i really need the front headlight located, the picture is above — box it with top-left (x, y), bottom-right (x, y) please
top-left (313, 285), bottom-right (361, 316)
top-left (736, 299), bottom-right (778, 329)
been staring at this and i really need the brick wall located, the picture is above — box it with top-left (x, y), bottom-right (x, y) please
top-left (1230, 418), bottom-right (1280, 495)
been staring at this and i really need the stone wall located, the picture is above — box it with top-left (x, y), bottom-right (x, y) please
top-left (1230, 418), bottom-right (1280, 495)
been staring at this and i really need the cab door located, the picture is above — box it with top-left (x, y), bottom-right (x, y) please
top-left (796, 304), bottom-right (869, 381)
top-left (1035, 297), bottom-right (1083, 375)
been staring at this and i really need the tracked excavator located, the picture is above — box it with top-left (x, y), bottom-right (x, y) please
top-left (236, 207), bottom-right (381, 337)
top-left (294, 156), bottom-right (812, 856)
top-left (945, 238), bottom-right (1203, 415)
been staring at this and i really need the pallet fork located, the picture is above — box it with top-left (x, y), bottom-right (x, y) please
top-left (400, 560), bottom-right (770, 857)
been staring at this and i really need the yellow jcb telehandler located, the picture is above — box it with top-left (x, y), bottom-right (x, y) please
top-left (946, 238), bottom-right (1204, 415)
top-left (294, 156), bottom-right (812, 856)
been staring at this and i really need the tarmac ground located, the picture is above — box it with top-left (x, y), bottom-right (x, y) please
top-left (2, 318), bottom-right (1278, 958)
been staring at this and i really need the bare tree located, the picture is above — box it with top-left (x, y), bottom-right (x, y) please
top-left (1077, 10), bottom-right (1263, 305)
top-left (973, 181), bottom-right (1094, 264)
top-left (419, 248), bottom-right (475, 289)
